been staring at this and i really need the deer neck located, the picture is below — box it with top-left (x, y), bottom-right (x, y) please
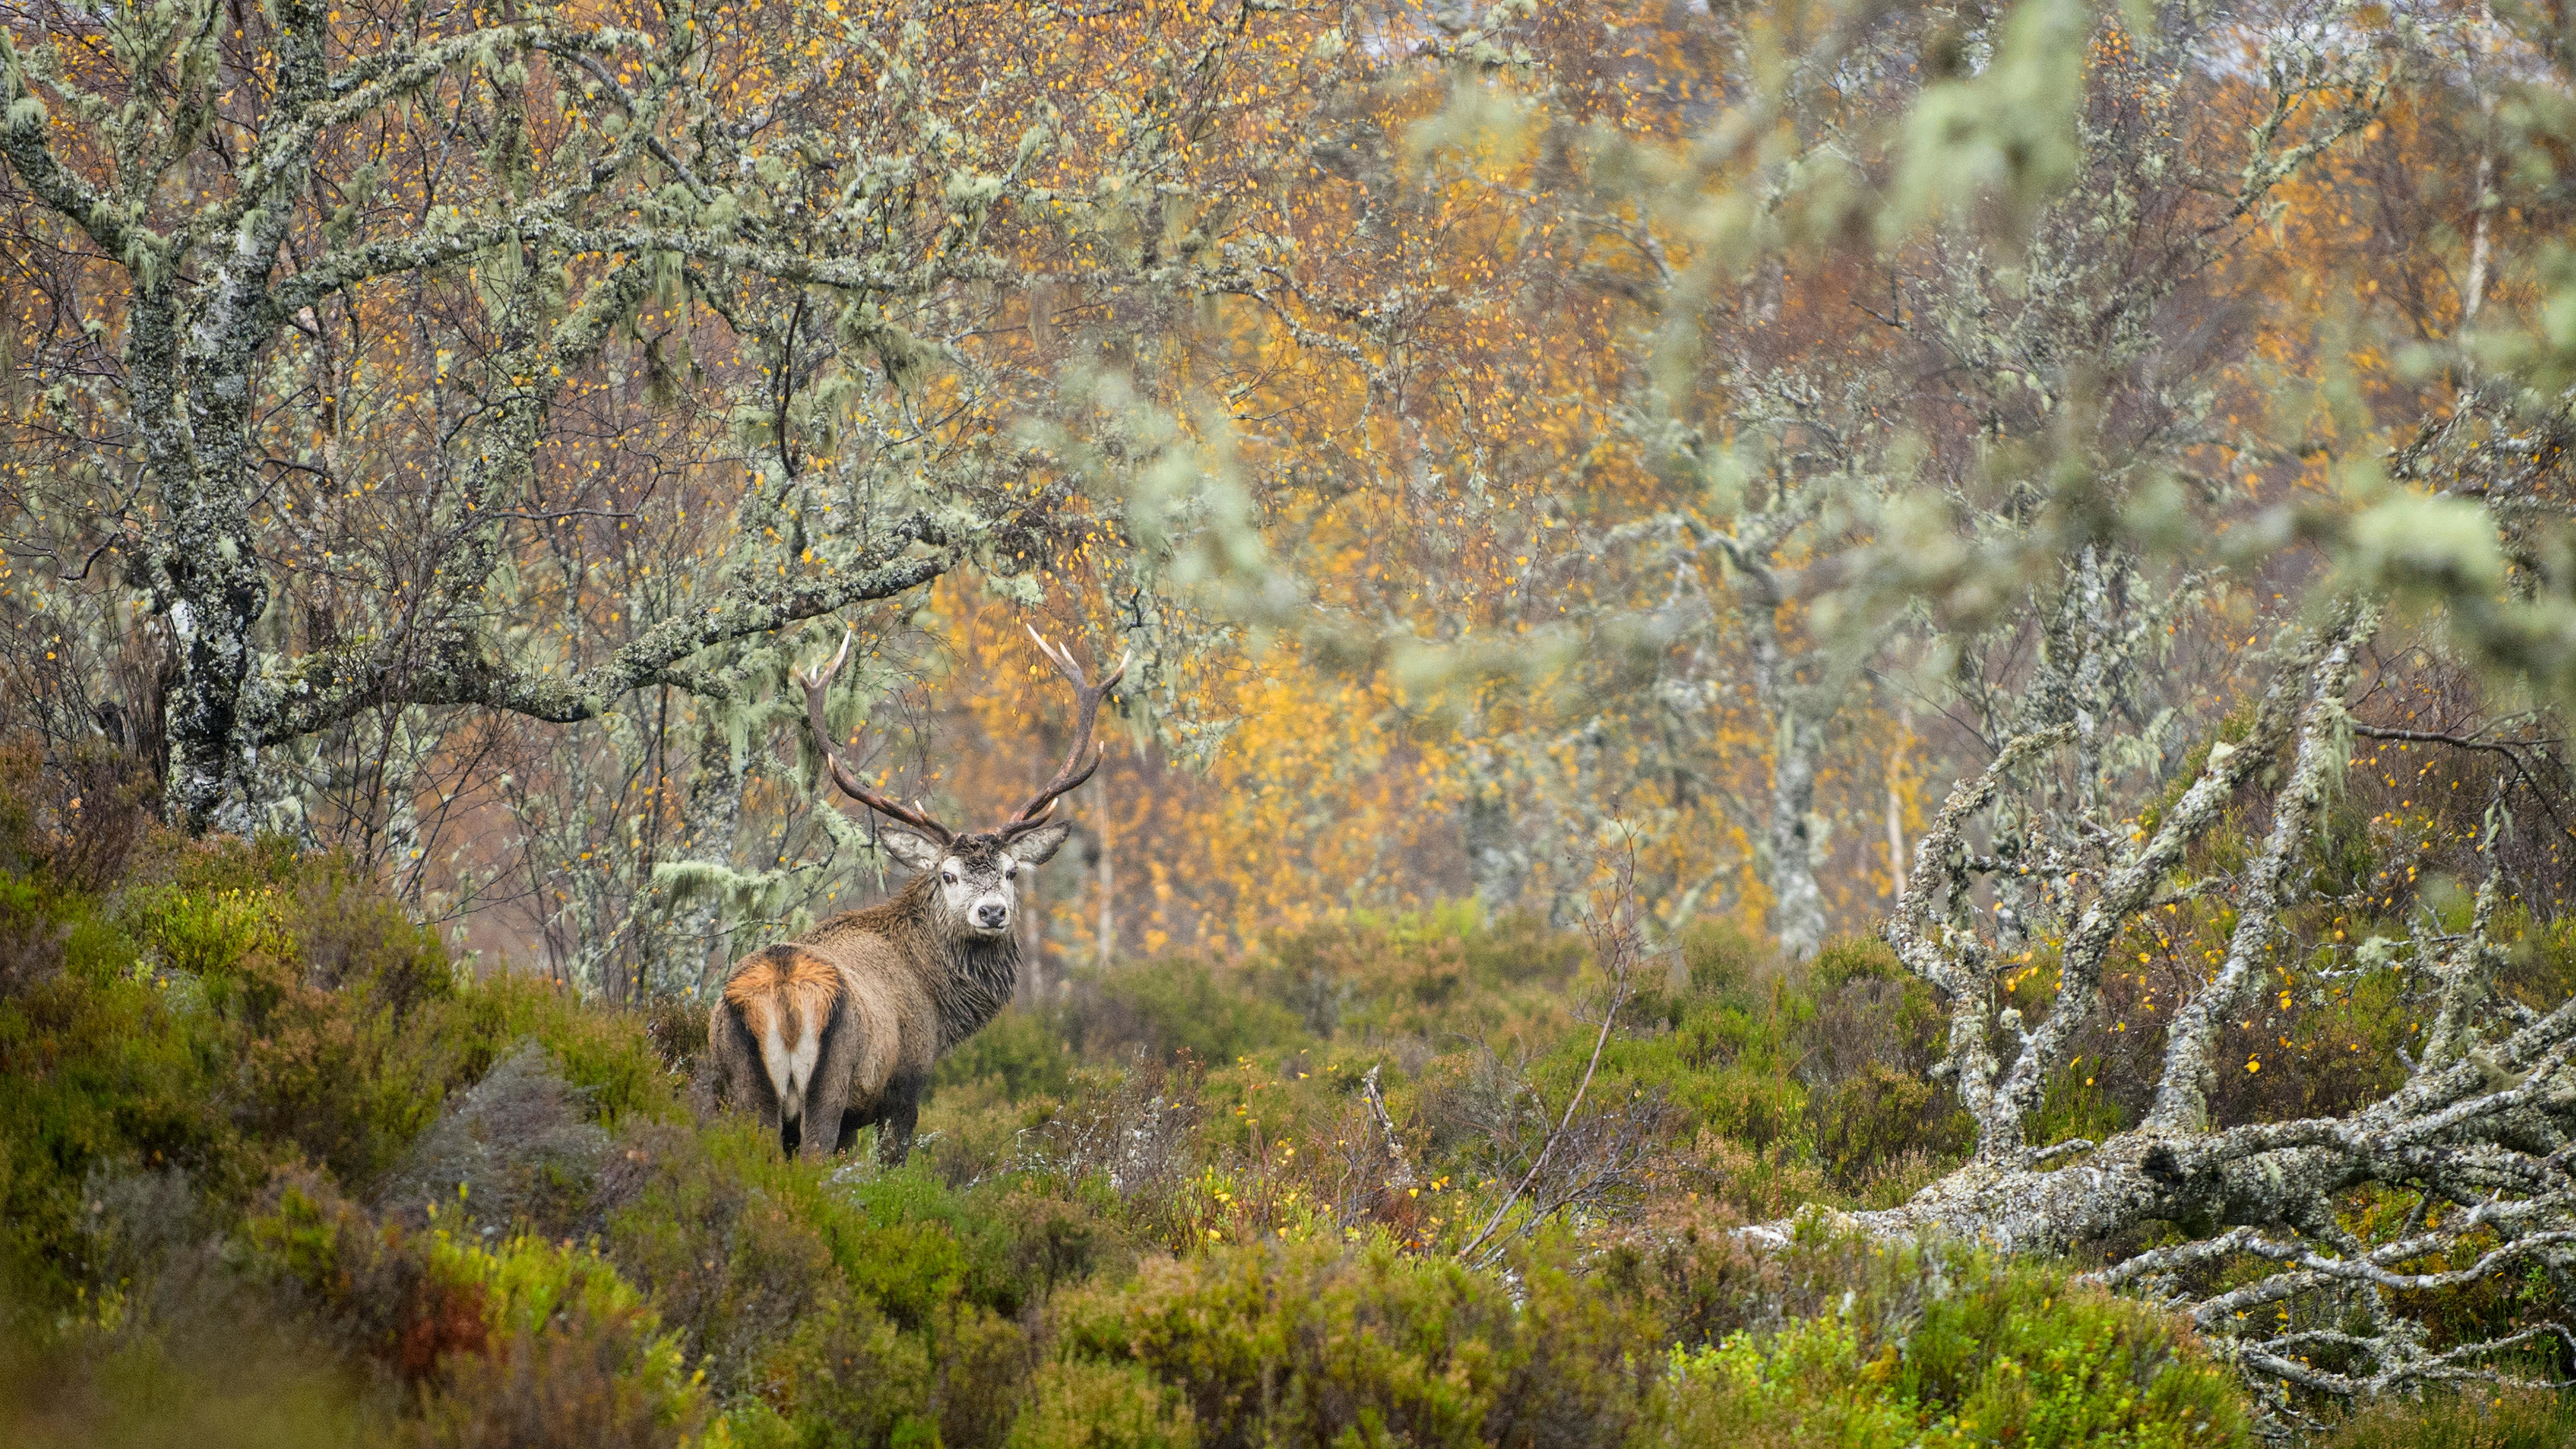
top-left (933, 930), bottom-right (1018, 1049)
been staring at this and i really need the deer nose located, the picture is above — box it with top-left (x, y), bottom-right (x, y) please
top-left (976, 903), bottom-right (1009, 929)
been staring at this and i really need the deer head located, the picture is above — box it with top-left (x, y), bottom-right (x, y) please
top-left (798, 627), bottom-right (1128, 937)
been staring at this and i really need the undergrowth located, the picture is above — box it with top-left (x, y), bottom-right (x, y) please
top-left (0, 751), bottom-right (2561, 1444)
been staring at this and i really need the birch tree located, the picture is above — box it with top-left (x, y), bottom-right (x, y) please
top-left (0, 0), bottom-right (1328, 844)
top-left (1326, 0), bottom-right (2576, 1416)
top-left (1457, 0), bottom-right (2378, 953)
top-left (1686, 0), bottom-right (2576, 1416)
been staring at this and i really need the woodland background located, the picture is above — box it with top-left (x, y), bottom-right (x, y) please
top-left (6, 0), bottom-right (2544, 989)
top-left (7, 0), bottom-right (2576, 1444)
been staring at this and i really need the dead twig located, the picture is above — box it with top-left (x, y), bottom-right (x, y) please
top-left (1362, 1063), bottom-right (1417, 1191)
top-left (1455, 849), bottom-right (1647, 1267)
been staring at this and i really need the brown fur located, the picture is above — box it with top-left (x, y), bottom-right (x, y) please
top-left (709, 833), bottom-right (1046, 1163)
top-left (720, 947), bottom-right (843, 1055)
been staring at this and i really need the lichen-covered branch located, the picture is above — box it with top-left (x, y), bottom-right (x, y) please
top-left (1803, 601), bottom-right (2576, 1413)
top-left (2145, 602), bottom-right (2377, 1134)
top-left (0, 0), bottom-right (1251, 836)
top-left (1887, 722), bottom-right (2077, 1145)
top-left (254, 529), bottom-right (951, 741)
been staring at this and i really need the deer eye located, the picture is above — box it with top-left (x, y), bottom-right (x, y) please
top-left (941, 870), bottom-right (958, 885)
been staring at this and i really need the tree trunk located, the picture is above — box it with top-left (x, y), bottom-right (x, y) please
top-left (1095, 770), bottom-right (1115, 966)
top-left (1884, 706), bottom-right (1909, 900)
top-left (1746, 599), bottom-right (1828, 959)
top-left (667, 709), bottom-right (747, 995)
top-left (1763, 712), bottom-right (1828, 959)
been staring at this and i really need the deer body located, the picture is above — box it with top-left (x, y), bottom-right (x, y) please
top-left (709, 627), bottom-right (1118, 1164)
top-left (710, 843), bottom-right (1055, 1162)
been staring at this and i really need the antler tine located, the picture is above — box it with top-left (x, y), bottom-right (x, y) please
top-left (799, 629), bottom-right (953, 843)
top-left (1022, 625), bottom-right (1082, 687)
top-left (998, 629), bottom-right (1129, 838)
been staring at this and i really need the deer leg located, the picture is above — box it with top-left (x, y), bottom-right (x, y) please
top-left (876, 1076), bottom-right (924, 1166)
top-left (712, 1008), bottom-right (792, 1156)
top-left (802, 994), bottom-right (861, 1163)
top-left (751, 1084), bottom-right (788, 1155)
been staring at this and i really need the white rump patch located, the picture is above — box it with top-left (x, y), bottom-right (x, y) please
top-left (759, 1006), bottom-right (826, 1126)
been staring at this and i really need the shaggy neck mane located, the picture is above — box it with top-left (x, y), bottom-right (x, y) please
top-left (890, 870), bottom-right (1020, 1048)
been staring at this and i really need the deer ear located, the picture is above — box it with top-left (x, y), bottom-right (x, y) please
top-left (877, 827), bottom-right (947, 872)
top-left (1008, 820), bottom-right (1073, 865)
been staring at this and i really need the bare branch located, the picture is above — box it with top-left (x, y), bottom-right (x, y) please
top-left (2147, 602), bottom-right (2379, 1133)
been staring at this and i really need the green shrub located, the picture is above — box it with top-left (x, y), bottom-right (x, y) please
top-left (1590, 1224), bottom-right (1774, 1352)
top-left (1525, 930), bottom-right (1966, 1197)
top-left (604, 1122), bottom-right (858, 1397)
top-left (1653, 1236), bottom-right (2252, 1449)
top-left (409, 1301), bottom-right (702, 1449)
top-left (0, 840), bottom-right (678, 1317)
top-left (941, 1006), bottom-right (1080, 1101)
top-left (1070, 959), bottom-right (1309, 1067)
top-left (2316, 1385), bottom-right (2576, 1449)
top-left (737, 1292), bottom-right (931, 1446)
top-left (1051, 1234), bottom-right (1658, 1449)
top-left (407, 1226), bottom-right (704, 1449)
top-left (1006, 1361), bottom-right (1197, 1449)
top-left (599, 1122), bottom-right (1088, 1447)
top-left (239, 1169), bottom-right (706, 1444)
top-left (0, 937), bottom-right (243, 1306)
top-left (1252, 906), bottom-right (1585, 1041)
top-left (443, 974), bottom-right (684, 1127)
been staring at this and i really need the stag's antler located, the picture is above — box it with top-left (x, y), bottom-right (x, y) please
top-left (997, 625), bottom-right (1128, 842)
top-left (800, 631), bottom-right (955, 844)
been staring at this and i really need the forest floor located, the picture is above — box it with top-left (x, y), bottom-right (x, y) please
top-left (1, 810), bottom-right (2570, 1447)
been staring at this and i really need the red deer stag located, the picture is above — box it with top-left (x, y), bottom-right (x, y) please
top-left (709, 628), bottom-right (1124, 1163)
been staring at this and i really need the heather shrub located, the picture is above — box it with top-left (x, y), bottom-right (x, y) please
top-left (924, 1013), bottom-right (1093, 1186)
top-left (0, 739), bottom-right (161, 898)
top-left (0, 1299), bottom-right (374, 1449)
top-left (1796, 942), bottom-right (1972, 1184)
top-left (927, 1300), bottom-right (1044, 1449)
top-left (639, 990), bottom-right (712, 1081)
top-left (0, 867), bottom-right (119, 996)
top-left (1006, 1361), bottom-right (1198, 1449)
top-left (441, 973), bottom-right (683, 1127)
top-left (0, 935), bottom-right (243, 1304)
top-left (407, 1302), bottom-right (702, 1449)
top-left (599, 1117), bottom-right (1061, 1421)
top-left (941, 1005), bottom-right (1081, 1101)
top-left (376, 1040), bottom-right (612, 1236)
top-left (239, 1170), bottom-right (706, 1444)
top-left (2316, 1385), bottom-right (2576, 1449)
top-left (403, 1228), bottom-right (704, 1449)
top-left (732, 1292), bottom-right (932, 1447)
top-left (1651, 1234), bottom-right (2253, 1449)
top-left (1591, 1222), bottom-right (1775, 1350)
top-left (1016, 1053), bottom-right (1207, 1242)
top-left (1050, 1234), bottom-right (1659, 1449)
top-left (603, 1122), bottom-right (859, 1396)
top-left (1067, 957), bottom-right (1307, 1066)
top-left (0, 831), bottom-right (678, 1318)
top-left (1250, 906), bottom-right (1585, 1042)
